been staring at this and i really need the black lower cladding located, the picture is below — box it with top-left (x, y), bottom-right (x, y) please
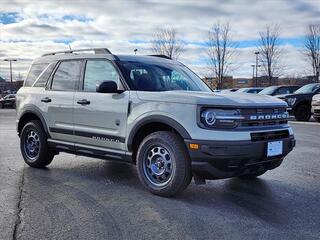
top-left (49, 127), bottom-right (125, 143)
top-left (185, 135), bottom-right (295, 179)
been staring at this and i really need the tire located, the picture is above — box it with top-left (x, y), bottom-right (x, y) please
top-left (294, 104), bottom-right (311, 121)
top-left (136, 131), bottom-right (192, 197)
top-left (314, 117), bottom-right (320, 123)
top-left (20, 120), bottom-right (54, 168)
top-left (239, 170), bottom-right (267, 179)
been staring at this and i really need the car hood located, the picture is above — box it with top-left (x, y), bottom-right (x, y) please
top-left (313, 94), bottom-right (320, 101)
top-left (136, 90), bottom-right (287, 107)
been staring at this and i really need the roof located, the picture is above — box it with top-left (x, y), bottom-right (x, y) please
top-left (33, 48), bottom-right (177, 65)
top-left (116, 55), bottom-right (177, 64)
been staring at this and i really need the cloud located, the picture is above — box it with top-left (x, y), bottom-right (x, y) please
top-left (0, 0), bottom-right (319, 79)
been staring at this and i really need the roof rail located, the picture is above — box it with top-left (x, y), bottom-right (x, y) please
top-left (42, 48), bottom-right (112, 57)
top-left (148, 55), bottom-right (172, 59)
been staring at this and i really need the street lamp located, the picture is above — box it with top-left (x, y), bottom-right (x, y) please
top-left (251, 64), bottom-right (255, 85)
top-left (254, 51), bottom-right (260, 87)
top-left (134, 49), bottom-right (138, 55)
top-left (3, 58), bottom-right (17, 92)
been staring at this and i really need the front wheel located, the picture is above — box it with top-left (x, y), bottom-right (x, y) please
top-left (20, 120), bottom-right (54, 168)
top-left (136, 131), bottom-right (192, 197)
top-left (294, 104), bottom-right (311, 121)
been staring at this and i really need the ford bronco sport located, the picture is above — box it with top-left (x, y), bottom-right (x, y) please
top-left (16, 48), bottom-right (295, 196)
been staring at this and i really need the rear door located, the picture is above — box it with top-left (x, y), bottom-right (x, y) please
top-left (73, 59), bottom-right (130, 152)
top-left (44, 60), bottom-right (83, 143)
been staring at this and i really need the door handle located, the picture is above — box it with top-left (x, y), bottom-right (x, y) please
top-left (41, 97), bottom-right (51, 103)
top-left (77, 99), bottom-right (90, 105)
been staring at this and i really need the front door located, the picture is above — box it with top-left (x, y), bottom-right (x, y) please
top-left (73, 59), bottom-right (129, 152)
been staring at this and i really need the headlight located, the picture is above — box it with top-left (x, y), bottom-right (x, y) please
top-left (200, 109), bottom-right (243, 129)
top-left (286, 97), bottom-right (296, 106)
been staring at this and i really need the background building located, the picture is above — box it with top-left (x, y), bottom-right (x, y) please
top-left (202, 75), bottom-right (316, 90)
top-left (0, 76), bottom-right (23, 94)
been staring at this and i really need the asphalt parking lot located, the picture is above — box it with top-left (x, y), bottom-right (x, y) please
top-left (0, 109), bottom-right (319, 240)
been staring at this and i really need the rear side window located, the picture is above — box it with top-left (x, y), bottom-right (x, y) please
top-left (33, 62), bottom-right (57, 87)
top-left (25, 63), bottom-right (48, 87)
top-left (51, 61), bottom-right (82, 91)
top-left (275, 87), bottom-right (291, 95)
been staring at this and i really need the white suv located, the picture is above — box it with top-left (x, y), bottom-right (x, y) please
top-left (16, 48), bottom-right (295, 196)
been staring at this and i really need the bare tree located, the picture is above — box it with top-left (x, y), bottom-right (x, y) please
top-left (151, 28), bottom-right (184, 60)
top-left (304, 24), bottom-right (320, 82)
top-left (258, 24), bottom-right (282, 85)
top-left (206, 22), bottom-right (236, 89)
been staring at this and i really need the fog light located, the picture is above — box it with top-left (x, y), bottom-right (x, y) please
top-left (189, 143), bottom-right (199, 150)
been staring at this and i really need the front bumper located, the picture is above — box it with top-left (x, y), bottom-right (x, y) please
top-left (312, 105), bottom-right (320, 118)
top-left (185, 135), bottom-right (295, 179)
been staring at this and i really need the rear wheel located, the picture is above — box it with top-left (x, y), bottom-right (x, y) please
top-left (136, 131), bottom-right (192, 197)
top-left (294, 104), bottom-right (311, 121)
top-left (20, 120), bottom-right (54, 168)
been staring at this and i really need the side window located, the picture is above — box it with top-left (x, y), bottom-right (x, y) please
top-left (275, 87), bottom-right (289, 95)
top-left (84, 60), bottom-right (120, 92)
top-left (25, 63), bottom-right (48, 87)
top-left (51, 61), bottom-right (82, 91)
top-left (33, 62), bottom-right (57, 87)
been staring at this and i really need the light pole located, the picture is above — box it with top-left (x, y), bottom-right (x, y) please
top-left (251, 64), bottom-right (255, 86)
top-left (4, 58), bottom-right (17, 92)
top-left (134, 49), bottom-right (138, 55)
top-left (254, 51), bottom-right (260, 87)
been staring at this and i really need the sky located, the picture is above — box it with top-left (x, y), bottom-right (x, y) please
top-left (0, 0), bottom-right (320, 80)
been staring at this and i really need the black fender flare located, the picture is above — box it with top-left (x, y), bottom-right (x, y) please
top-left (18, 106), bottom-right (50, 137)
top-left (127, 115), bottom-right (191, 151)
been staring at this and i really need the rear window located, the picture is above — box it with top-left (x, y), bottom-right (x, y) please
top-left (33, 62), bottom-right (57, 87)
top-left (24, 63), bottom-right (49, 87)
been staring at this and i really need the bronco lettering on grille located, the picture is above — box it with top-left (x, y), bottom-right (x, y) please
top-left (249, 113), bottom-right (289, 121)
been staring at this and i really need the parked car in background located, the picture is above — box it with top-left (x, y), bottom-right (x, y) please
top-left (278, 83), bottom-right (320, 121)
top-left (0, 94), bottom-right (16, 108)
top-left (220, 88), bottom-right (239, 93)
top-left (237, 87), bottom-right (264, 94)
top-left (259, 85), bottom-right (300, 96)
top-left (312, 93), bottom-right (320, 122)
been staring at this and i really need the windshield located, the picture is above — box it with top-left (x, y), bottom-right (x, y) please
top-left (259, 86), bottom-right (277, 95)
top-left (117, 60), bottom-right (211, 92)
top-left (295, 83), bottom-right (320, 94)
top-left (236, 88), bottom-right (248, 92)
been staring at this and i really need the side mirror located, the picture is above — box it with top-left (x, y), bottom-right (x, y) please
top-left (96, 81), bottom-right (122, 93)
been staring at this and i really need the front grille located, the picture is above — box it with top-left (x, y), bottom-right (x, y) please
top-left (251, 130), bottom-right (289, 142)
top-left (239, 107), bottom-right (288, 128)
